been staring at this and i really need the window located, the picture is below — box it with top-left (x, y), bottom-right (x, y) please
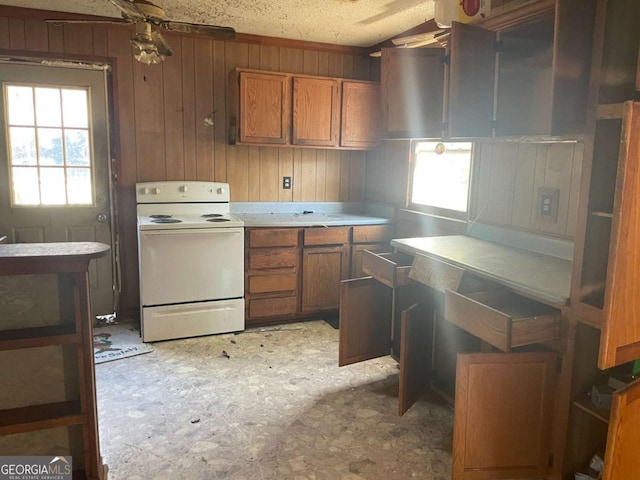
top-left (4, 84), bottom-right (93, 206)
top-left (409, 141), bottom-right (473, 219)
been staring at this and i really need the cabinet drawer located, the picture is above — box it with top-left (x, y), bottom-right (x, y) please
top-left (249, 296), bottom-right (297, 318)
top-left (304, 226), bottom-right (350, 246)
top-left (352, 224), bottom-right (394, 244)
top-left (248, 273), bottom-right (297, 294)
top-left (444, 289), bottom-right (560, 352)
top-left (249, 228), bottom-right (299, 248)
top-left (361, 251), bottom-right (413, 288)
top-left (248, 248), bottom-right (299, 270)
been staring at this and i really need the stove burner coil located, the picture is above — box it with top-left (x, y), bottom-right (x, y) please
top-left (149, 214), bottom-right (172, 219)
top-left (151, 218), bottom-right (182, 224)
top-left (207, 218), bottom-right (230, 223)
top-left (202, 213), bottom-right (223, 218)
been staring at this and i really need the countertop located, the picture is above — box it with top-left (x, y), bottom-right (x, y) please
top-left (0, 242), bottom-right (110, 275)
top-left (391, 235), bottom-right (572, 306)
top-left (234, 212), bottom-right (393, 228)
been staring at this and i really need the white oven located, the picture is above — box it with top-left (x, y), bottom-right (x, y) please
top-left (136, 181), bottom-right (245, 342)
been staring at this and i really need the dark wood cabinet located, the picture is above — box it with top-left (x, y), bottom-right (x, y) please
top-left (233, 69), bottom-right (380, 150)
top-left (292, 77), bottom-right (340, 147)
top-left (245, 228), bottom-right (301, 325)
top-left (340, 81), bottom-right (381, 148)
top-left (448, 0), bottom-right (597, 138)
top-left (302, 227), bottom-right (350, 312)
top-left (338, 275), bottom-right (432, 416)
top-left (237, 70), bottom-right (290, 145)
top-left (301, 245), bottom-right (350, 312)
top-left (381, 48), bottom-right (445, 139)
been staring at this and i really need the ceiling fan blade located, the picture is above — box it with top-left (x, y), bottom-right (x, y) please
top-left (151, 30), bottom-right (174, 57)
top-left (159, 20), bottom-right (236, 40)
top-left (45, 18), bottom-right (133, 26)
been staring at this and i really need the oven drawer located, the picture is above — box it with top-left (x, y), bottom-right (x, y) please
top-left (249, 228), bottom-right (299, 248)
top-left (361, 251), bottom-right (413, 288)
top-left (249, 248), bottom-right (299, 270)
top-left (444, 289), bottom-right (561, 352)
top-left (249, 273), bottom-right (297, 294)
top-left (249, 296), bottom-right (298, 318)
top-left (352, 224), bottom-right (394, 244)
top-left (304, 226), bottom-right (350, 246)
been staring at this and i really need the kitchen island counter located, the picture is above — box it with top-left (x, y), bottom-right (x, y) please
top-left (391, 235), bottom-right (572, 307)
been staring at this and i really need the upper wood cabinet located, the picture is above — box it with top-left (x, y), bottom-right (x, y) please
top-left (292, 77), bottom-right (340, 147)
top-left (232, 68), bottom-right (380, 150)
top-left (379, 0), bottom-right (597, 140)
top-left (341, 81), bottom-right (381, 148)
top-left (448, 0), bottom-right (597, 138)
top-left (237, 71), bottom-right (290, 144)
top-left (381, 48), bottom-right (445, 139)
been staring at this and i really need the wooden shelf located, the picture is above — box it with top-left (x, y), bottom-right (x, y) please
top-left (573, 396), bottom-right (611, 424)
top-left (0, 400), bottom-right (85, 435)
top-left (0, 324), bottom-right (79, 351)
top-left (590, 211), bottom-right (614, 219)
top-left (596, 103), bottom-right (625, 119)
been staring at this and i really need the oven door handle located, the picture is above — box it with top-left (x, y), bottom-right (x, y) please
top-left (141, 227), bottom-right (244, 236)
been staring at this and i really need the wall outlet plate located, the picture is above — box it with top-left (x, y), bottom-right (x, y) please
top-left (282, 176), bottom-right (291, 189)
top-left (537, 187), bottom-right (559, 223)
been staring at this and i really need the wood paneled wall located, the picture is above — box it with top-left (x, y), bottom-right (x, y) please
top-left (471, 142), bottom-right (583, 239)
top-left (365, 140), bottom-right (583, 240)
top-left (0, 9), bottom-right (372, 314)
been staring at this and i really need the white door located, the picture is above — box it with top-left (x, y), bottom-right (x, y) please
top-left (0, 62), bottom-right (114, 316)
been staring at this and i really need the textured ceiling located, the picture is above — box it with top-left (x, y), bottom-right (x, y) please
top-left (0, 0), bottom-right (437, 47)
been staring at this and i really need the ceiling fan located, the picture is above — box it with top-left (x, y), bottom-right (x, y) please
top-left (47, 0), bottom-right (236, 65)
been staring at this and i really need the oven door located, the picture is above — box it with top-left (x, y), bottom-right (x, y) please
top-left (139, 227), bottom-right (244, 306)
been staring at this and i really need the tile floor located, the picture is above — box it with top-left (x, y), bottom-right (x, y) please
top-left (95, 320), bottom-right (453, 480)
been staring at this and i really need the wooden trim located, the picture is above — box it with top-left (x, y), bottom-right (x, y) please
top-left (478, 0), bottom-right (555, 32)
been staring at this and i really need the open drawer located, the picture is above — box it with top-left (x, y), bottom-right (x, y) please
top-left (361, 251), bottom-right (413, 288)
top-left (444, 288), bottom-right (560, 352)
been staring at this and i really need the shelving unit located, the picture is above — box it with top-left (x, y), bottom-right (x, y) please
top-left (0, 242), bottom-right (109, 480)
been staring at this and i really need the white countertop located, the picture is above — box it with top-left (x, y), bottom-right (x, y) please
top-left (391, 235), bottom-right (572, 307)
top-left (234, 212), bottom-right (393, 227)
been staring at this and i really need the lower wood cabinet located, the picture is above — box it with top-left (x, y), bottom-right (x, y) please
top-left (338, 276), bottom-right (431, 416)
top-left (301, 245), bottom-right (350, 312)
top-left (453, 351), bottom-right (558, 480)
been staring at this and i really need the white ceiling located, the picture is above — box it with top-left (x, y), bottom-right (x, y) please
top-left (1, 0), bottom-right (437, 47)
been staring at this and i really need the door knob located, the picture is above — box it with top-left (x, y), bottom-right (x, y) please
top-left (97, 213), bottom-right (109, 223)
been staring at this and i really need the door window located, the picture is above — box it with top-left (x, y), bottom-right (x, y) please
top-left (4, 84), bottom-right (93, 206)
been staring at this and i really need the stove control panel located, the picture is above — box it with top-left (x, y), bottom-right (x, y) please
top-left (136, 181), bottom-right (231, 203)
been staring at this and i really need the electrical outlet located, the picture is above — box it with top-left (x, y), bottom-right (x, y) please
top-left (537, 187), bottom-right (559, 222)
top-left (283, 176), bottom-right (291, 189)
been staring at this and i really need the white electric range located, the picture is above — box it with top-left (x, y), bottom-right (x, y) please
top-left (136, 181), bottom-right (245, 342)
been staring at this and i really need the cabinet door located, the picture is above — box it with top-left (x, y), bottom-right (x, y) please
top-left (340, 81), bottom-right (381, 148)
top-left (398, 302), bottom-right (432, 416)
top-left (453, 351), bottom-right (557, 480)
top-left (302, 245), bottom-right (350, 312)
top-left (602, 378), bottom-right (640, 480)
top-left (292, 77), bottom-right (340, 147)
top-left (339, 277), bottom-right (392, 366)
top-left (381, 47), bottom-right (445, 139)
top-left (239, 71), bottom-right (290, 144)
top-left (600, 101), bottom-right (640, 368)
top-left (448, 22), bottom-right (497, 138)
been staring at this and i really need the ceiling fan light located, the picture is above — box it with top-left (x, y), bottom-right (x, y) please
top-left (131, 38), bottom-right (165, 64)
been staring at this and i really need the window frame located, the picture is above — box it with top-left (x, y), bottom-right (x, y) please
top-left (407, 140), bottom-right (474, 221)
top-left (3, 82), bottom-right (95, 208)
